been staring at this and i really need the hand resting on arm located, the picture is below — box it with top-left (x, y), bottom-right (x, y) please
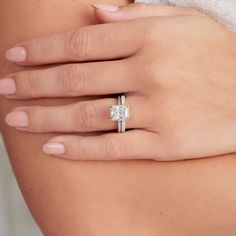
top-left (2, 4), bottom-right (236, 161)
top-left (1, 1), bottom-right (236, 235)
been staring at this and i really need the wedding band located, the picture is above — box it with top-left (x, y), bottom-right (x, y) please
top-left (110, 95), bottom-right (129, 133)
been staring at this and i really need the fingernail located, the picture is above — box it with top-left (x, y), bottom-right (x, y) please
top-left (0, 78), bottom-right (16, 95)
top-left (5, 111), bottom-right (29, 128)
top-left (5, 46), bottom-right (27, 63)
top-left (43, 143), bottom-right (65, 155)
top-left (92, 3), bottom-right (120, 12)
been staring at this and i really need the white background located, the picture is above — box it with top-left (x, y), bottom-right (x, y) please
top-left (0, 135), bottom-right (41, 236)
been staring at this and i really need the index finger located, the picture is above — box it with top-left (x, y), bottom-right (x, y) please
top-left (5, 20), bottom-right (145, 66)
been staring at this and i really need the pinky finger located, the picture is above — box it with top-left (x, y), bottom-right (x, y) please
top-left (43, 130), bottom-right (165, 161)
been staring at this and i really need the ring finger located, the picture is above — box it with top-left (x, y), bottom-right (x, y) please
top-left (5, 96), bottom-right (148, 133)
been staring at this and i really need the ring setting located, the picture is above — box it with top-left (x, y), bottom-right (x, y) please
top-left (110, 95), bottom-right (129, 133)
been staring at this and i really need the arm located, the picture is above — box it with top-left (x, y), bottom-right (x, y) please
top-left (1, 1), bottom-right (236, 235)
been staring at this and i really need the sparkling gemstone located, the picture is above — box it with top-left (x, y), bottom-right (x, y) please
top-left (110, 105), bottom-right (129, 121)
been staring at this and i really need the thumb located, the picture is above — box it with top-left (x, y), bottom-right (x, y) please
top-left (92, 3), bottom-right (201, 23)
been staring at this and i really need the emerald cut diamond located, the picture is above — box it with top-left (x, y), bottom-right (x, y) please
top-left (110, 105), bottom-right (129, 122)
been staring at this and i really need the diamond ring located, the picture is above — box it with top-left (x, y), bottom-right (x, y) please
top-left (110, 95), bottom-right (129, 133)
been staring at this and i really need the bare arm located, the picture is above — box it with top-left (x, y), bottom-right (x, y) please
top-left (1, 1), bottom-right (236, 235)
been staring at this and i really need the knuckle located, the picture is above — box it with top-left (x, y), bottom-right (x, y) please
top-left (160, 122), bottom-right (190, 160)
top-left (75, 138), bottom-right (87, 158)
top-left (76, 103), bottom-right (100, 130)
top-left (66, 28), bottom-right (89, 59)
top-left (17, 72), bottom-right (38, 98)
top-left (140, 57), bottom-right (176, 91)
top-left (59, 65), bottom-right (87, 95)
top-left (138, 59), bottom-right (161, 89)
top-left (145, 18), bottom-right (179, 43)
top-left (28, 107), bottom-right (49, 132)
top-left (32, 40), bottom-right (50, 63)
top-left (103, 138), bottom-right (124, 160)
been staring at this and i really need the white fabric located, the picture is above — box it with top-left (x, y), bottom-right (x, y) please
top-left (134, 0), bottom-right (236, 33)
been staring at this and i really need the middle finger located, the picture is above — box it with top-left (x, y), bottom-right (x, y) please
top-left (1, 60), bottom-right (139, 99)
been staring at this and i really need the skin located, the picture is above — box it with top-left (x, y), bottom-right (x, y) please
top-left (1, 1), bottom-right (236, 235)
top-left (2, 4), bottom-right (236, 161)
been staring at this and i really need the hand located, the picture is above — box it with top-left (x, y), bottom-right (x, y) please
top-left (1, 3), bottom-right (236, 161)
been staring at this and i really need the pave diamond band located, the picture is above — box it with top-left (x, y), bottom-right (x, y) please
top-left (110, 95), bottom-right (129, 133)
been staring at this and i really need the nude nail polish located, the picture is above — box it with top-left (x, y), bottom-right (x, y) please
top-left (0, 78), bottom-right (16, 95)
top-left (5, 46), bottom-right (27, 63)
top-left (5, 111), bottom-right (29, 128)
top-left (43, 143), bottom-right (65, 155)
top-left (92, 3), bottom-right (120, 12)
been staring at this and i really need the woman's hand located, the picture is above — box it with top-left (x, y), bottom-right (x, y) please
top-left (1, 3), bottom-right (236, 161)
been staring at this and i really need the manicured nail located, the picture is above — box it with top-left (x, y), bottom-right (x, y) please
top-left (5, 111), bottom-right (29, 128)
top-left (0, 78), bottom-right (16, 95)
top-left (92, 3), bottom-right (120, 12)
top-left (5, 46), bottom-right (27, 63)
top-left (43, 143), bottom-right (65, 155)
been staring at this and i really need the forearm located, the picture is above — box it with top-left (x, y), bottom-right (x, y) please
top-left (1, 1), bottom-right (236, 235)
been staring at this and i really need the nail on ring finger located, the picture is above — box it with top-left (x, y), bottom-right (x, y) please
top-left (5, 96), bottom-right (146, 133)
